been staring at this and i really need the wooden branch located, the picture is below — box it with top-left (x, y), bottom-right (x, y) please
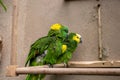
top-left (97, 4), bottom-right (103, 60)
top-left (11, 0), bottom-right (18, 65)
top-left (68, 61), bottom-right (120, 67)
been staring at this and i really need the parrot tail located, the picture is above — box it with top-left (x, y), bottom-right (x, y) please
top-left (26, 74), bottom-right (39, 80)
top-left (39, 74), bottom-right (46, 80)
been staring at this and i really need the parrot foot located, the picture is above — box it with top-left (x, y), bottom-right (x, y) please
top-left (63, 63), bottom-right (68, 68)
top-left (48, 64), bottom-right (53, 68)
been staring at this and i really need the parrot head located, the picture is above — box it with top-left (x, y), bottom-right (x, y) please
top-left (50, 23), bottom-right (61, 30)
top-left (50, 23), bottom-right (68, 32)
top-left (48, 23), bottom-right (68, 40)
top-left (74, 33), bottom-right (82, 43)
top-left (68, 33), bottom-right (82, 44)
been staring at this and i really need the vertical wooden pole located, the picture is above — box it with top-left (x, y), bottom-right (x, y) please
top-left (97, 4), bottom-right (103, 60)
top-left (6, 0), bottom-right (18, 77)
top-left (11, 0), bottom-right (18, 65)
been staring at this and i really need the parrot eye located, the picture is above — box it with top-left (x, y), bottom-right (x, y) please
top-left (76, 33), bottom-right (81, 38)
top-left (77, 36), bottom-right (79, 38)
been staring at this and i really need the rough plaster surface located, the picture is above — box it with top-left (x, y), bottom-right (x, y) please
top-left (0, 0), bottom-right (120, 80)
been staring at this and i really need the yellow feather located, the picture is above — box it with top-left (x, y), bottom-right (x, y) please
top-left (73, 35), bottom-right (80, 43)
top-left (62, 45), bottom-right (67, 53)
top-left (50, 23), bottom-right (61, 30)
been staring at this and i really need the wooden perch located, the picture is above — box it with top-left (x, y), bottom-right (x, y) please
top-left (16, 67), bottom-right (120, 76)
top-left (6, 61), bottom-right (120, 77)
top-left (68, 61), bottom-right (120, 68)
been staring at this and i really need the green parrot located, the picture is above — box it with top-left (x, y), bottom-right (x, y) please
top-left (26, 43), bottom-right (68, 80)
top-left (25, 23), bottom-right (68, 80)
top-left (56, 33), bottom-right (82, 65)
top-left (26, 33), bottom-right (82, 80)
top-left (25, 23), bottom-right (68, 67)
top-left (36, 39), bottom-right (67, 80)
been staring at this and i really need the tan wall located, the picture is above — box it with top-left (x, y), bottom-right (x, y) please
top-left (0, 0), bottom-right (120, 80)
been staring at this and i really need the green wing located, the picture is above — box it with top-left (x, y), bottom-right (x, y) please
top-left (43, 39), bottom-right (63, 65)
top-left (57, 51), bottom-right (72, 64)
top-left (25, 36), bottom-right (54, 66)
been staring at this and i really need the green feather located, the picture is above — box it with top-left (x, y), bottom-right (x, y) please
top-left (25, 36), bottom-right (55, 66)
top-left (43, 39), bottom-right (63, 65)
top-left (57, 33), bottom-right (82, 64)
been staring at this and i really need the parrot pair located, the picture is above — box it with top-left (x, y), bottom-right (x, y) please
top-left (25, 23), bottom-right (82, 80)
top-left (25, 23), bottom-right (68, 66)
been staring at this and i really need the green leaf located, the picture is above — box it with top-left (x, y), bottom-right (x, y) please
top-left (0, 0), bottom-right (7, 11)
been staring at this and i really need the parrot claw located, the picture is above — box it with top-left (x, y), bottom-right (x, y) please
top-left (48, 64), bottom-right (53, 68)
top-left (63, 63), bottom-right (68, 68)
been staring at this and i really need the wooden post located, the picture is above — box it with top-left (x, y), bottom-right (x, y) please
top-left (11, 0), bottom-right (18, 65)
top-left (6, 65), bottom-right (18, 77)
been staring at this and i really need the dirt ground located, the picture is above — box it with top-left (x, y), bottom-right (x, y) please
top-left (0, 0), bottom-right (120, 80)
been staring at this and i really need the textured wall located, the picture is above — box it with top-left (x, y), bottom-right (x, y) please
top-left (0, 0), bottom-right (120, 80)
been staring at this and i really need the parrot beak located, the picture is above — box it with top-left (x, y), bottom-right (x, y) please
top-left (80, 38), bottom-right (82, 43)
